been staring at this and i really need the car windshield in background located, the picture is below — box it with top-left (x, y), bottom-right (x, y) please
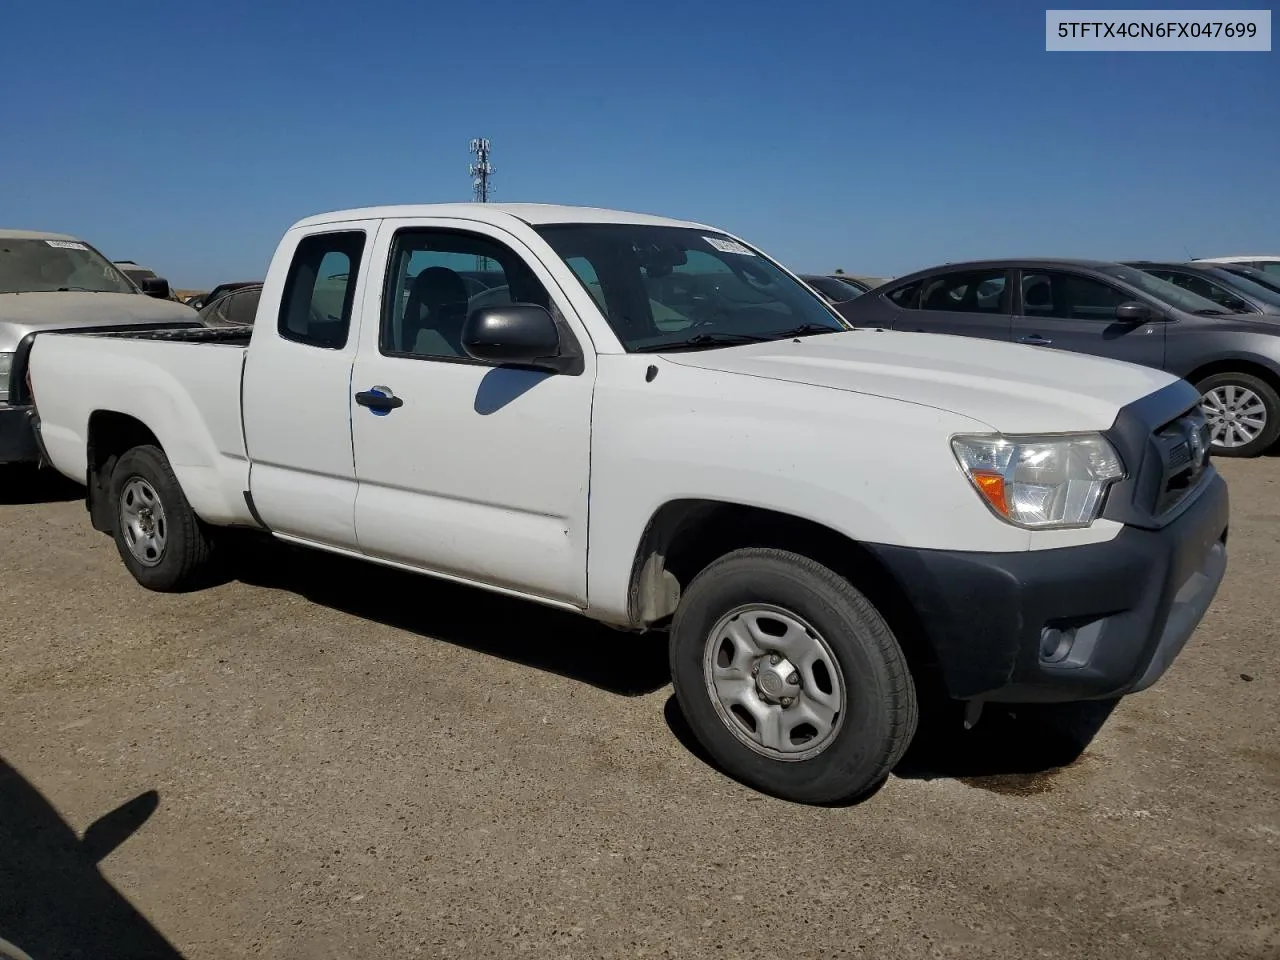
top-left (1216, 268), bottom-right (1280, 305)
top-left (0, 238), bottom-right (137, 295)
top-left (807, 276), bottom-right (867, 302)
top-left (1095, 264), bottom-right (1231, 315)
top-left (534, 224), bottom-right (847, 352)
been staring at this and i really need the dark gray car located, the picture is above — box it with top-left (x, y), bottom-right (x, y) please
top-left (840, 258), bottom-right (1280, 457)
top-left (1125, 260), bottom-right (1280, 317)
top-left (198, 283), bottom-right (260, 327)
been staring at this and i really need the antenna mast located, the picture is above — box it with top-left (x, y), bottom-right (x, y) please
top-left (469, 138), bottom-right (493, 203)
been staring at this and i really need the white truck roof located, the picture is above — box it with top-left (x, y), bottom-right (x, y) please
top-left (290, 202), bottom-right (714, 231)
top-left (0, 228), bottom-right (84, 242)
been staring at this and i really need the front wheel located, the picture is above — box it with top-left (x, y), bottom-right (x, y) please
top-left (668, 548), bottom-right (918, 805)
top-left (108, 444), bottom-right (215, 591)
top-left (1196, 371), bottom-right (1280, 458)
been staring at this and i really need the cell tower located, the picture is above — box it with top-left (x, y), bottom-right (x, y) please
top-left (469, 138), bottom-right (493, 202)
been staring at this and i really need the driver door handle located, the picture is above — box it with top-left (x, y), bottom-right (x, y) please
top-left (1018, 334), bottom-right (1053, 346)
top-left (355, 389), bottom-right (403, 411)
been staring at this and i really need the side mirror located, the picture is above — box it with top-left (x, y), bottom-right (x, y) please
top-left (139, 276), bottom-right (172, 299)
top-left (1115, 301), bottom-right (1155, 323)
top-left (461, 304), bottom-right (576, 373)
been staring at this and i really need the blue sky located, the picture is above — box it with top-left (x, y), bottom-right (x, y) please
top-left (1, 0), bottom-right (1275, 287)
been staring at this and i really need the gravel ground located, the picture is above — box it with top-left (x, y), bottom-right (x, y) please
top-left (1, 460), bottom-right (1277, 960)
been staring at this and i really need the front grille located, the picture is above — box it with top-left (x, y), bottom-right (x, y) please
top-left (1152, 408), bottom-right (1211, 515)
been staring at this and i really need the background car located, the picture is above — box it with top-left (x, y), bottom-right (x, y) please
top-left (839, 257), bottom-right (1280, 457)
top-left (1216, 263), bottom-right (1280, 297)
top-left (799, 273), bottom-right (868, 306)
top-left (836, 274), bottom-right (891, 288)
top-left (1192, 255), bottom-right (1280, 278)
top-left (111, 260), bottom-right (176, 300)
top-left (198, 282), bottom-right (260, 327)
top-left (186, 280), bottom-right (261, 310)
top-left (1125, 261), bottom-right (1280, 316)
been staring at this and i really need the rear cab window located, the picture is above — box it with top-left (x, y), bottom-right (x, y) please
top-left (278, 231), bottom-right (367, 349)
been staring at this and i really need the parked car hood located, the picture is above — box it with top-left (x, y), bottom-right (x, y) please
top-left (0, 292), bottom-right (199, 351)
top-left (661, 328), bottom-right (1183, 433)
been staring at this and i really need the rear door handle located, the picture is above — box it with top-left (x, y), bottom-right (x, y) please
top-left (355, 387), bottom-right (403, 414)
top-left (1018, 334), bottom-right (1053, 346)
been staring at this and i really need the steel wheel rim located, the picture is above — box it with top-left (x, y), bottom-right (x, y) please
top-left (1201, 385), bottom-right (1267, 448)
top-left (119, 477), bottom-right (167, 567)
top-left (702, 603), bottom-right (847, 762)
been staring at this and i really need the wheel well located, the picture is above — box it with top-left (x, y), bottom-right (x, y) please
top-left (85, 412), bottom-right (160, 534)
top-left (628, 500), bottom-right (941, 685)
top-left (1185, 359), bottom-right (1280, 395)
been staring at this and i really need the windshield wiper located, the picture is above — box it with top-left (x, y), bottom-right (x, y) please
top-left (772, 323), bottom-right (843, 338)
top-left (56, 286), bottom-right (102, 292)
top-left (634, 332), bottom-right (771, 353)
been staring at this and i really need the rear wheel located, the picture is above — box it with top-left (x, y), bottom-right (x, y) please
top-left (108, 445), bottom-right (215, 591)
top-left (1196, 371), bottom-right (1280, 458)
top-left (669, 548), bottom-right (917, 805)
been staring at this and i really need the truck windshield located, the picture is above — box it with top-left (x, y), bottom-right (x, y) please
top-left (534, 224), bottom-right (847, 351)
top-left (0, 238), bottom-right (137, 295)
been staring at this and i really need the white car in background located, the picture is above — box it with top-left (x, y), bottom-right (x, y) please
top-left (1193, 255), bottom-right (1280, 279)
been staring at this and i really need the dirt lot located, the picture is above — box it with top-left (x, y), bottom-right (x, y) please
top-left (1, 460), bottom-right (1277, 960)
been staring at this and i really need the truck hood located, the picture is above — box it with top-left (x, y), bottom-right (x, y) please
top-left (662, 329), bottom-right (1181, 433)
top-left (0, 292), bottom-right (200, 350)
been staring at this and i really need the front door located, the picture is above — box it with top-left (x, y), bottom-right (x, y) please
top-left (349, 219), bottom-right (594, 605)
top-left (1011, 269), bottom-right (1166, 370)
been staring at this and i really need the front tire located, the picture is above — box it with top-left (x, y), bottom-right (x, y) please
top-left (669, 548), bottom-right (918, 804)
top-left (1196, 371), bottom-right (1280, 458)
top-left (108, 444), bottom-right (215, 591)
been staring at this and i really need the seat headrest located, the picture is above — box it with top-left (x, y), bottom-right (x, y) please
top-left (1024, 279), bottom-right (1053, 308)
top-left (411, 266), bottom-right (468, 307)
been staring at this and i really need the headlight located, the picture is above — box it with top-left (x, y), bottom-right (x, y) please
top-left (0, 352), bottom-right (12, 403)
top-left (951, 433), bottom-right (1125, 529)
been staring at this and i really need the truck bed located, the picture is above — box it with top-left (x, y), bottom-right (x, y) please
top-left (28, 328), bottom-right (257, 528)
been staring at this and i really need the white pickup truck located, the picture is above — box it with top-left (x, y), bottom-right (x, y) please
top-left (27, 203), bottom-right (1229, 804)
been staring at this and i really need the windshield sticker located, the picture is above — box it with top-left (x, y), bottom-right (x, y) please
top-left (704, 236), bottom-right (756, 256)
top-left (45, 240), bottom-right (88, 250)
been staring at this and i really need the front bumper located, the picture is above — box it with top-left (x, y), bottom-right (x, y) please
top-left (868, 471), bottom-right (1229, 704)
top-left (0, 405), bottom-right (40, 465)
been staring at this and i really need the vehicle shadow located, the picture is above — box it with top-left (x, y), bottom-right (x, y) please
top-left (662, 694), bottom-right (1115, 804)
top-left (0, 757), bottom-right (183, 959)
top-left (233, 539), bottom-right (671, 697)
top-left (0, 466), bottom-right (82, 505)
top-left (232, 541), bottom-right (1107, 799)
top-left (893, 699), bottom-right (1118, 795)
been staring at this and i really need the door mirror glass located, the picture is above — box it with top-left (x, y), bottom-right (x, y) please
top-left (1115, 301), bottom-right (1155, 323)
top-left (462, 304), bottom-right (568, 372)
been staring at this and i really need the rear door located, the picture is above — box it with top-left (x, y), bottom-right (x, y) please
top-left (1010, 268), bottom-right (1166, 370)
top-left (886, 267), bottom-right (1015, 341)
top-left (242, 222), bottom-right (379, 549)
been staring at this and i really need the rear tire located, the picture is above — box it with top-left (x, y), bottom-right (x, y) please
top-left (668, 548), bottom-right (918, 805)
top-left (1195, 371), bottom-right (1280, 458)
top-left (108, 444), bottom-right (215, 591)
